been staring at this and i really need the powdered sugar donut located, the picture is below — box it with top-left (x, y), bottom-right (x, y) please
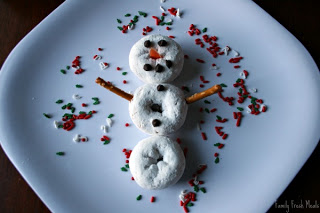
top-left (129, 136), bottom-right (185, 190)
top-left (129, 83), bottom-right (188, 135)
top-left (129, 34), bottom-right (184, 83)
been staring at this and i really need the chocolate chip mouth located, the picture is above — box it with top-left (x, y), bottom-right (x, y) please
top-left (152, 119), bottom-right (161, 127)
top-left (157, 84), bottom-right (165, 91)
top-left (143, 64), bottom-right (153, 71)
top-left (155, 64), bottom-right (164, 73)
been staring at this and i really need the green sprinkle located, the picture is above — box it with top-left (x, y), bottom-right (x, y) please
top-left (103, 140), bottom-right (110, 145)
top-left (194, 185), bottom-right (199, 192)
top-left (242, 95), bottom-right (248, 98)
top-left (56, 152), bottom-right (65, 156)
top-left (220, 83), bottom-right (227, 87)
top-left (121, 167), bottom-right (128, 172)
top-left (165, 22), bottom-right (173, 25)
top-left (108, 114), bottom-right (114, 118)
top-left (55, 99), bottom-right (63, 104)
top-left (159, 22), bottom-right (165, 26)
top-left (88, 111), bottom-right (93, 115)
top-left (138, 11), bottom-right (147, 17)
top-left (216, 115), bottom-right (222, 120)
top-left (204, 100), bottom-right (211, 104)
top-left (215, 157), bottom-right (220, 164)
top-left (124, 13), bottom-right (131, 17)
top-left (136, 195), bottom-right (142, 200)
top-left (79, 111), bottom-right (86, 114)
top-left (205, 108), bottom-right (210, 113)
top-left (214, 143), bottom-right (221, 146)
top-left (187, 202), bottom-right (194, 207)
top-left (43, 113), bottom-right (51, 118)
top-left (92, 97), bottom-right (99, 101)
top-left (125, 164), bottom-right (129, 168)
top-left (66, 103), bottom-right (72, 107)
top-left (132, 19), bottom-right (138, 24)
top-left (200, 187), bottom-right (206, 193)
top-left (117, 19), bottom-right (122, 23)
top-left (58, 124), bottom-right (63, 128)
top-left (160, 16), bottom-right (164, 22)
top-left (75, 84), bottom-right (83, 88)
top-left (66, 66), bottom-right (70, 70)
top-left (60, 69), bottom-right (66, 74)
top-left (239, 88), bottom-right (243, 94)
top-left (93, 101), bottom-right (100, 105)
top-left (129, 22), bottom-right (133, 26)
top-left (236, 78), bottom-right (241, 83)
top-left (237, 107), bottom-right (244, 111)
top-left (117, 26), bottom-right (123, 31)
top-left (133, 15), bottom-right (139, 21)
top-left (122, 72), bottom-right (127, 75)
top-left (71, 107), bottom-right (75, 113)
top-left (61, 105), bottom-right (67, 110)
top-left (202, 27), bottom-right (207, 33)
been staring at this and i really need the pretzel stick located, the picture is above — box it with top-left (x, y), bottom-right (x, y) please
top-left (186, 84), bottom-right (222, 104)
top-left (95, 77), bottom-right (133, 101)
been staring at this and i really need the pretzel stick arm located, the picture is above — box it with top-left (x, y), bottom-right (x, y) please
top-left (95, 77), bottom-right (133, 101)
top-left (186, 84), bottom-right (222, 104)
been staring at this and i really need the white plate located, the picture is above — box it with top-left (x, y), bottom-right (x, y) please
top-left (0, 0), bottom-right (319, 212)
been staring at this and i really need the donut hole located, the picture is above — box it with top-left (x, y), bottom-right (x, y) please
top-left (157, 156), bottom-right (163, 162)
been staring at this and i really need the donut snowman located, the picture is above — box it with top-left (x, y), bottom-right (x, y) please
top-left (96, 35), bottom-right (221, 189)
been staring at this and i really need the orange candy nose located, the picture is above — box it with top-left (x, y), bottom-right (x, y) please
top-left (149, 48), bottom-right (162, 59)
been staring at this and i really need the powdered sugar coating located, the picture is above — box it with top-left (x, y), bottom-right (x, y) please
top-left (129, 83), bottom-right (188, 135)
top-left (129, 136), bottom-right (185, 190)
top-left (129, 34), bottom-right (184, 83)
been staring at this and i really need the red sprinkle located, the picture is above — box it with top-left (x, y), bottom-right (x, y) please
top-left (131, 177), bottom-right (134, 180)
top-left (234, 65), bottom-right (240, 69)
top-left (222, 134), bottom-right (228, 140)
top-left (98, 48), bottom-right (103, 51)
top-left (201, 132), bottom-right (207, 140)
top-left (168, 35), bottom-right (175, 38)
top-left (166, 27), bottom-right (171, 30)
top-left (200, 84), bottom-right (204, 88)
top-left (123, 80), bottom-right (127, 84)
top-left (210, 108), bottom-right (217, 113)
top-left (214, 153), bottom-right (219, 157)
top-left (125, 123), bottom-right (129, 127)
top-left (184, 55), bottom-right (189, 59)
top-left (176, 138), bottom-right (181, 144)
top-left (116, 67), bottom-right (121, 70)
top-left (218, 144), bottom-right (225, 149)
top-left (150, 196), bottom-right (155, 203)
top-left (196, 58), bottom-right (205, 63)
top-left (216, 72), bottom-right (221, 77)
top-left (82, 103), bottom-right (87, 107)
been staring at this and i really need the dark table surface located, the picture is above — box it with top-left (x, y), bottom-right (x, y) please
top-left (0, 0), bottom-right (319, 212)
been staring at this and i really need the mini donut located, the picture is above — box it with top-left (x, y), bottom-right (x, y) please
top-left (129, 83), bottom-right (188, 135)
top-left (129, 136), bottom-right (186, 190)
top-left (129, 34), bottom-right (184, 83)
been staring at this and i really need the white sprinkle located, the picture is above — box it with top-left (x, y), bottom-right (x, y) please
top-left (167, 19), bottom-right (173, 23)
top-left (101, 125), bottom-right (108, 133)
top-left (99, 62), bottom-right (109, 70)
top-left (260, 104), bottom-right (266, 112)
top-left (250, 88), bottom-right (257, 93)
top-left (240, 71), bottom-right (246, 79)
top-left (128, 91), bottom-right (133, 94)
top-left (221, 46), bottom-right (231, 55)
top-left (197, 123), bottom-right (202, 131)
top-left (160, 0), bottom-right (166, 3)
top-left (73, 66), bottom-right (80, 70)
top-left (128, 24), bottom-right (134, 30)
top-left (93, 55), bottom-right (102, 60)
top-left (106, 118), bottom-right (113, 127)
top-left (233, 49), bottom-right (240, 57)
top-left (211, 66), bottom-right (219, 70)
top-left (176, 8), bottom-right (181, 18)
top-left (179, 194), bottom-right (185, 202)
top-left (179, 190), bottom-right (188, 202)
top-left (246, 106), bottom-right (252, 113)
top-left (53, 121), bottom-right (59, 129)
top-left (160, 6), bottom-right (165, 12)
top-left (72, 94), bottom-right (82, 100)
top-left (31, 97), bottom-right (35, 100)
top-left (73, 134), bottom-right (81, 143)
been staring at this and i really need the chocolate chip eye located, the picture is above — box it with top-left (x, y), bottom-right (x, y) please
top-left (150, 104), bottom-right (162, 113)
top-left (157, 85), bottom-right (165, 91)
top-left (152, 119), bottom-right (161, 127)
top-left (143, 64), bottom-right (153, 71)
top-left (165, 60), bottom-right (172, 68)
top-left (144, 40), bottom-right (151, 48)
top-left (158, 40), bottom-right (167, 46)
top-left (155, 64), bottom-right (164, 72)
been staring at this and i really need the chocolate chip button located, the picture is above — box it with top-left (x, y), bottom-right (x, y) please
top-left (144, 40), bottom-right (151, 48)
top-left (151, 104), bottom-right (162, 113)
top-left (152, 119), bottom-right (161, 127)
top-left (155, 64), bottom-right (164, 72)
top-left (143, 64), bottom-right (152, 71)
top-left (157, 84), bottom-right (165, 91)
top-left (158, 40), bottom-right (167, 46)
top-left (165, 60), bottom-right (172, 68)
